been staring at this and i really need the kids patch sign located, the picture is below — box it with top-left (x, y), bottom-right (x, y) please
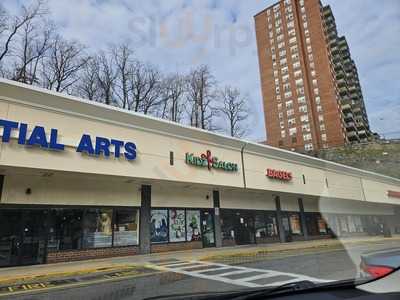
top-left (185, 150), bottom-right (238, 172)
top-left (0, 119), bottom-right (136, 160)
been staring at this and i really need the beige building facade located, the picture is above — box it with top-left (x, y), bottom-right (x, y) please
top-left (0, 79), bottom-right (399, 266)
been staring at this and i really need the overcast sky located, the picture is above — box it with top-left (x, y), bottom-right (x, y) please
top-left (3, 0), bottom-right (400, 141)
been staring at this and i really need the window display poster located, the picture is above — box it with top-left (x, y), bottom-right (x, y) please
top-left (82, 209), bottom-right (113, 248)
top-left (267, 218), bottom-right (278, 236)
top-left (289, 214), bottom-right (301, 234)
top-left (317, 217), bottom-right (327, 234)
top-left (97, 210), bottom-right (113, 235)
top-left (186, 210), bottom-right (201, 241)
top-left (151, 209), bottom-right (168, 243)
top-left (169, 209), bottom-right (186, 242)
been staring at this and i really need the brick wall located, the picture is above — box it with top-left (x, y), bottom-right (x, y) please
top-left (256, 236), bottom-right (281, 244)
top-left (46, 246), bottom-right (139, 264)
top-left (308, 235), bottom-right (332, 240)
top-left (291, 235), bottom-right (306, 241)
top-left (222, 239), bottom-right (237, 247)
top-left (150, 241), bottom-right (203, 253)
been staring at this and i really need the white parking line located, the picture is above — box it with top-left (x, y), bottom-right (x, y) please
top-left (150, 260), bottom-right (333, 288)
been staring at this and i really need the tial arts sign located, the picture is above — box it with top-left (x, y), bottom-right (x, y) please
top-left (0, 119), bottom-right (137, 160)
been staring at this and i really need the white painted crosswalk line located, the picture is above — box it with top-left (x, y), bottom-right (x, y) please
top-left (205, 269), bottom-right (254, 276)
top-left (162, 262), bottom-right (199, 267)
top-left (238, 273), bottom-right (280, 282)
top-left (189, 266), bottom-right (233, 273)
top-left (149, 259), bottom-right (333, 288)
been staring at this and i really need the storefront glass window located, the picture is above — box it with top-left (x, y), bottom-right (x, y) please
top-left (186, 210), bottom-right (201, 241)
top-left (266, 214), bottom-right (278, 236)
top-left (82, 209), bottom-right (113, 248)
top-left (114, 209), bottom-right (139, 246)
top-left (306, 213), bottom-right (327, 235)
top-left (255, 213), bottom-right (267, 238)
top-left (255, 212), bottom-right (278, 238)
top-left (338, 216), bottom-right (349, 233)
top-left (221, 211), bottom-right (236, 241)
top-left (47, 209), bottom-right (83, 251)
top-left (0, 210), bottom-right (22, 266)
top-left (201, 211), bottom-right (215, 245)
top-left (305, 213), bottom-right (318, 236)
top-left (289, 213), bottom-right (302, 235)
top-left (353, 215), bottom-right (364, 233)
top-left (169, 209), bottom-right (186, 242)
top-left (325, 214), bottom-right (339, 236)
top-left (347, 215), bottom-right (357, 233)
top-left (282, 216), bottom-right (290, 232)
top-left (222, 225), bottom-right (235, 241)
top-left (151, 209), bottom-right (168, 243)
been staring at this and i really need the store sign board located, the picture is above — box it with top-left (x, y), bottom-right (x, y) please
top-left (0, 119), bottom-right (136, 160)
top-left (387, 190), bottom-right (400, 199)
top-left (266, 168), bottom-right (292, 181)
top-left (185, 150), bottom-right (238, 172)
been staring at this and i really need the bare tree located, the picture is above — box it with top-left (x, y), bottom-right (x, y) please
top-left (75, 56), bottom-right (101, 101)
top-left (218, 86), bottom-right (249, 138)
top-left (129, 61), bottom-right (161, 114)
top-left (0, 0), bottom-right (45, 65)
top-left (157, 73), bottom-right (185, 122)
top-left (96, 51), bottom-right (117, 105)
top-left (40, 35), bottom-right (88, 93)
top-left (11, 18), bottom-right (53, 84)
top-left (186, 65), bottom-right (218, 130)
top-left (112, 43), bottom-right (134, 109)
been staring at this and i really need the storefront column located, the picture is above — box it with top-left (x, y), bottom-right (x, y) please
top-left (0, 175), bottom-right (4, 200)
top-left (213, 190), bottom-right (222, 248)
top-left (275, 196), bottom-right (286, 243)
top-left (139, 185), bottom-right (151, 254)
top-left (298, 198), bottom-right (309, 240)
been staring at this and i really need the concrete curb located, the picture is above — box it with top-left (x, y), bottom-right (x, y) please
top-left (199, 241), bottom-right (339, 261)
top-left (0, 269), bottom-right (161, 299)
top-left (0, 265), bottom-right (137, 286)
top-left (199, 236), bottom-right (400, 262)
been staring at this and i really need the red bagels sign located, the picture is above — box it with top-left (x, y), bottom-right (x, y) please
top-left (387, 190), bottom-right (400, 199)
top-left (266, 168), bottom-right (292, 181)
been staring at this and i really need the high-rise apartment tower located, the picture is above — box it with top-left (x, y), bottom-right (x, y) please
top-left (255, 0), bottom-right (371, 152)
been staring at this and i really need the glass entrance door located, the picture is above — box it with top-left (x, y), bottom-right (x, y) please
top-left (281, 214), bottom-right (292, 242)
top-left (234, 214), bottom-right (255, 245)
top-left (0, 209), bottom-right (48, 267)
top-left (0, 210), bottom-right (21, 267)
top-left (200, 210), bottom-right (215, 247)
top-left (19, 210), bottom-right (48, 265)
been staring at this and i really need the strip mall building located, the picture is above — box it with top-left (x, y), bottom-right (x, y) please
top-left (0, 79), bottom-right (399, 267)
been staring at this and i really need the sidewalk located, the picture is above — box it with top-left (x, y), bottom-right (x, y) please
top-left (1, 235), bottom-right (399, 285)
